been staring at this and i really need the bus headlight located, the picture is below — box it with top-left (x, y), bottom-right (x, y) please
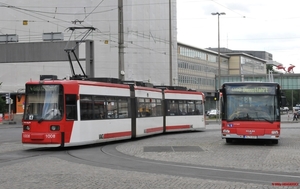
top-left (50, 125), bottom-right (60, 131)
top-left (23, 125), bottom-right (30, 131)
top-left (223, 129), bottom-right (230, 133)
top-left (271, 130), bottom-right (279, 135)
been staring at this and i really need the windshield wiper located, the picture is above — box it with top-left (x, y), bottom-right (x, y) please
top-left (228, 116), bottom-right (244, 121)
top-left (228, 115), bottom-right (255, 121)
top-left (38, 118), bottom-right (44, 123)
top-left (255, 117), bottom-right (273, 123)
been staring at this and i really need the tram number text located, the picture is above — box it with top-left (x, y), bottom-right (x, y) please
top-left (45, 134), bottom-right (56, 139)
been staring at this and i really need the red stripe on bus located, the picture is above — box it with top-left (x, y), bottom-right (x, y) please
top-left (103, 131), bottom-right (132, 139)
top-left (145, 127), bottom-right (163, 133)
top-left (166, 125), bottom-right (191, 130)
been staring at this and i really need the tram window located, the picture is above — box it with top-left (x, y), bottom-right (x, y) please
top-left (107, 98), bottom-right (118, 119)
top-left (187, 101), bottom-right (195, 115)
top-left (137, 98), bottom-right (161, 117)
top-left (167, 100), bottom-right (179, 116)
top-left (138, 98), bottom-right (145, 117)
top-left (144, 99), bottom-right (152, 117)
top-left (179, 101), bottom-right (187, 115)
top-left (118, 98), bottom-right (129, 118)
top-left (155, 99), bottom-right (162, 116)
top-left (166, 100), bottom-right (201, 116)
top-left (66, 94), bottom-right (77, 120)
top-left (150, 99), bottom-right (157, 116)
top-left (94, 96), bottom-right (106, 119)
top-left (195, 100), bottom-right (203, 115)
top-left (80, 95), bottom-right (93, 120)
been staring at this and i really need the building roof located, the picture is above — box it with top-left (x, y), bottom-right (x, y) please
top-left (177, 42), bottom-right (230, 58)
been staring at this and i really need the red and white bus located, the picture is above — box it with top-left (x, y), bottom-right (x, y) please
top-left (219, 82), bottom-right (286, 144)
top-left (22, 78), bottom-right (206, 148)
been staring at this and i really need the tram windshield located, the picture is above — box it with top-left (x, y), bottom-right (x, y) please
top-left (23, 84), bottom-right (64, 121)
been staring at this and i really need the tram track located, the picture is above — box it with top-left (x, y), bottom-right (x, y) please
top-left (2, 126), bottom-right (300, 185)
top-left (0, 148), bottom-right (59, 167)
top-left (62, 142), bottom-right (300, 185)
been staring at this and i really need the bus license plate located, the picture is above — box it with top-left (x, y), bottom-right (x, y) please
top-left (244, 135), bottom-right (257, 139)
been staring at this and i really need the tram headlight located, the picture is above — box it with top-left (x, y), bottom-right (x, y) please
top-left (50, 125), bottom-right (60, 131)
top-left (23, 125), bottom-right (30, 131)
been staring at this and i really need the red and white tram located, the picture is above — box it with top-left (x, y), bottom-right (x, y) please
top-left (164, 88), bottom-right (205, 132)
top-left (22, 78), bottom-right (206, 148)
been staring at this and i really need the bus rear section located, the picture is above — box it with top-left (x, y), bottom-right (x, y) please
top-left (220, 82), bottom-right (284, 144)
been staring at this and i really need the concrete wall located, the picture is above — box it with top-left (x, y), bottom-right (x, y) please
top-left (0, 0), bottom-right (177, 92)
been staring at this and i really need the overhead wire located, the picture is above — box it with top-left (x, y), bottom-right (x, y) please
top-left (83, 0), bottom-right (105, 21)
top-left (0, 1), bottom-right (174, 56)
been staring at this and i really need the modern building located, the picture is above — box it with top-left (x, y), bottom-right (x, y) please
top-left (0, 1), bottom-right (289, 114)
top-left (177, 42), bottom-right (229, 93)
top-left (207, 48), bottom-right (273, 61)
top-left (0, 0), bottom-right (178, 115)
top-left (178, 43), bottom-right (268, 110)
top-left (0, 0), bottom-right (177, 92)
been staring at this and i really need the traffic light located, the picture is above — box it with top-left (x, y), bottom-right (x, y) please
top-left (5, 93), bottom-right (10, 104)
top-left (214, 92), bottom-right (219, 101)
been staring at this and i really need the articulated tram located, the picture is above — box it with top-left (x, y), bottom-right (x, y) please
top-left (22, 78), bottom-right (206, 147)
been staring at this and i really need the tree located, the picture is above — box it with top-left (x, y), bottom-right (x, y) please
top-left (282, 89), bottom-right (300, 108)
top-left (266, 64), bottom-right (280, 74)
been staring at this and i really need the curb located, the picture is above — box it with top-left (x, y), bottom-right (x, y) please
top-left (2, 121), bottom-right (17, 125)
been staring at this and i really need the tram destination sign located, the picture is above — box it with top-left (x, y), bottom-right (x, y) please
top-left (27, 84), bottom-right (59, 93)
top-left (226, 85), bottom-right (276, 95)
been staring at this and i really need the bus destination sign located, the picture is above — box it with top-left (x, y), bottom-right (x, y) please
top-left (226, 85), bottom-right (276, 95)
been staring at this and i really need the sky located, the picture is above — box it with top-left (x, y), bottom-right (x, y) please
top-left (176, 0), bottom-right (300, 73)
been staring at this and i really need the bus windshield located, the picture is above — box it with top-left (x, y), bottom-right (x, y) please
top-left (24, 84), bottom-right (64, 121)
top-left (226, 95), bottom-right (279, 122)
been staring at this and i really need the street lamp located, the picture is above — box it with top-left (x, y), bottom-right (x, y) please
top-left (211, 12), bottom-right (225, 90)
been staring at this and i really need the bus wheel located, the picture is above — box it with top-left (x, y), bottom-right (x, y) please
top-left (271, 140), bottom-right (278, 144)
top-left (226, 139), bottom-right (233, 143)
